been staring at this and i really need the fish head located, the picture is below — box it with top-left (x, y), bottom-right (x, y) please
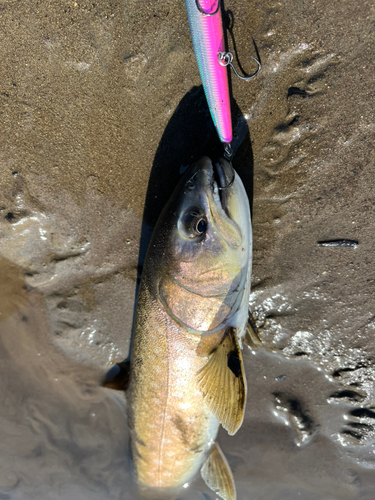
top-left (150, 156), bottom-right (251, 332)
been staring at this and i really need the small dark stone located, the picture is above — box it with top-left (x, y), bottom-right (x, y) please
top-left (5, 212), bottom-right (15, 221)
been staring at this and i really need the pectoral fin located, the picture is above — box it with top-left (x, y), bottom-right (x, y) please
top-left (197, 328), bottom-right (246, 435)
top-left (102, 361), bottom-right (130, 391)
top-left (201, 442), bottom-right (236, 500)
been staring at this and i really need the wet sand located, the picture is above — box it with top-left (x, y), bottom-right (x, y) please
top-left (0, 0), bottom-right (374, 498)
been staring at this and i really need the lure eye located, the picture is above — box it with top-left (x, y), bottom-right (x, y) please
top-left (178, 209), bottom-right (207, 239)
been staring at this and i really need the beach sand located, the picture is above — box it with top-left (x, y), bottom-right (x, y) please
top-left (0, 0), bottom-right (374, 498)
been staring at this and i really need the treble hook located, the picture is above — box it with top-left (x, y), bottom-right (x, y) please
top-left (217, 145), bottom-right (235, 191)
top-left (218, 51), bottom-right (261, 81)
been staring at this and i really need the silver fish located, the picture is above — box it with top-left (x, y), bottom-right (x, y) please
top-left (127, 157), bottom-right (252, 500)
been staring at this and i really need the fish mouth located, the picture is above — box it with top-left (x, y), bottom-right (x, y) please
top-left (213, 158), bottom-right (235, 191)
top-left (183, 156), bottom-right (237, 223)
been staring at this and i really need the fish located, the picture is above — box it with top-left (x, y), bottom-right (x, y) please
top-left (126, 156), bottom-right (252, 500)
top-left (185, 0), bottom-right (233, 145)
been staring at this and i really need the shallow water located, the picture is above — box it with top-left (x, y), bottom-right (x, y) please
top-left (0, 0), bottom-right (374, 498)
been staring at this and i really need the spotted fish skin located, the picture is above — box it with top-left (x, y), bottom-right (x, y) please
top-left (185, 0), bottom-right (232, 144)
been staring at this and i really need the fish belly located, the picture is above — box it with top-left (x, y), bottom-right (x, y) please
top-left (128, 293), bottom-right (219, 489)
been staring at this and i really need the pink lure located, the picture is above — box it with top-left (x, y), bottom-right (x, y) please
top-left (185, 0), bottom-right (232, 145)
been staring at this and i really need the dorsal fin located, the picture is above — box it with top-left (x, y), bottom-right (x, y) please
top-left (197, 328), bottom-right (247, 435)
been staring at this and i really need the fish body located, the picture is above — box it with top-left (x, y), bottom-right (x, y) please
top-left (128, 157), bottom-right (252, 499)
top-left (185, 0), bottom-right (232, 144)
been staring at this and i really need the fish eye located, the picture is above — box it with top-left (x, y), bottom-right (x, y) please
top-left (178, 209), bottom-right (207, 239)
top-left (195, 218), bottom-right (206, 235)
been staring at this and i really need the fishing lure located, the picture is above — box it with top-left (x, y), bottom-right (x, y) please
top-left (185, 0), bottom-right (260, 157)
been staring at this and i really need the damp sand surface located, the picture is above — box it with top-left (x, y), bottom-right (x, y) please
top-left (0, 0), bottom-right (374, 498)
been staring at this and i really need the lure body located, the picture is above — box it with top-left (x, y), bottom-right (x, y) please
top-left (185, 0), bottom-right (232, 144)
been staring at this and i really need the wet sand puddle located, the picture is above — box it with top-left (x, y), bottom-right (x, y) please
top-left (1, 0), bottom-right (375, 498)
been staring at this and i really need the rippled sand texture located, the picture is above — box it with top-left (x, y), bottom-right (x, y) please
top-left (0, 0), bottom-right (374, 499)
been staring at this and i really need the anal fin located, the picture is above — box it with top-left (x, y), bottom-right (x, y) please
top-left (201, 442), bottom-right (236, 500)
top-left (197, 327), bottom-right (247, 435)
